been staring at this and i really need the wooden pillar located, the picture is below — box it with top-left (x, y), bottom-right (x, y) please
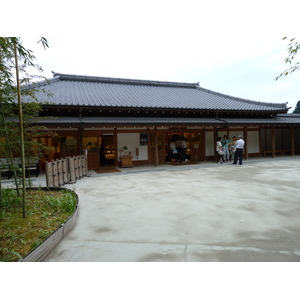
top-left (78, 124), bottom-right (84, 155)
top-left (271, 126), bottom-right (275, 158)
top-left (114, 127), bottom-right (118, 166)
top-left (147, 127), bottom-right (150, 164)
top-left (243, 127), bottom-right (248, 160)
top-left (154, 126), bottom-right (158, 166)
top-left (214, 127), bottom-right (217, 162)
top-left (259, 127), bottom-right (262, 157)
top-left (291, 126), bottom-right (295, 156)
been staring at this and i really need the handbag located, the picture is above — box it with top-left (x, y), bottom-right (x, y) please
top-left (218, 149), bottom-right (224, 155)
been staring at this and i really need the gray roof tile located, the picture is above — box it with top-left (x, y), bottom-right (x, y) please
top-left (27, 73), bottom-right (288, 112)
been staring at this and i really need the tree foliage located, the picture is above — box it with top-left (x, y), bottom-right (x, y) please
top-left (293, 100), bottom-right (300, 114)
top-left (276, 37), bottom-right (300, 81)
top-left (0, 37), bottom-right (56, 217)
top-left (275, 37), bottom-right (300, 114)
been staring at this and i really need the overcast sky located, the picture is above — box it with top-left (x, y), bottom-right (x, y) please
top-left (5, 0), bottom-right (300, 112)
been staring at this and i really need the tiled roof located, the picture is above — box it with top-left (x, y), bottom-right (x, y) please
top-left (28, 73), bottom-right (288, 113)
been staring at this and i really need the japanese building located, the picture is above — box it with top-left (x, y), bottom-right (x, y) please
top-left (28, 72), bottom-right (300, 169)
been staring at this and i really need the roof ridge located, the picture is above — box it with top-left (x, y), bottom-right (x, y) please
top-left (53, 72), bottom-right (199, 88)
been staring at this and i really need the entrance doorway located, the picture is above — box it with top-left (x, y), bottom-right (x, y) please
top-left (165, 132), bottom-right (202, 163)
top-left (100, 134), bottom-right (115, 166)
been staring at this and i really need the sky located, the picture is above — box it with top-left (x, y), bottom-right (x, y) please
top-left (3, 0), bottom-right (300, 112)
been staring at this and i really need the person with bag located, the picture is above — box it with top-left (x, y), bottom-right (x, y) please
top-left (216, 137), bottom-right (224, 164)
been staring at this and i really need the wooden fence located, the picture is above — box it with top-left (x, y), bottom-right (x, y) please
top-left (45, 154), bottom-right (89, 187)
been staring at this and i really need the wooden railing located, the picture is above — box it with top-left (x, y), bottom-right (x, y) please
top-left (45, 154), bottom-right (89, 187)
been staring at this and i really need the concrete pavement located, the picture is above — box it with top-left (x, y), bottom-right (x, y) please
top-left (22, 156), bottom-right (300, 261)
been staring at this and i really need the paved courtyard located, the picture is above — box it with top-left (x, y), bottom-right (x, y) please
top-left (43, 157), bottom-right (300, 262)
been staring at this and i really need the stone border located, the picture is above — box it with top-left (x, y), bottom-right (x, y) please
top-left (19, 187), bottom-right (79, 262)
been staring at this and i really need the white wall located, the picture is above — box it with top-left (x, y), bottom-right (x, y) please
top-left (247, 131), bottom-right (259, 153)
top-left (117, 133), bottom-right (148, 161)
top-left (205, 132), bottom-right (214, 156)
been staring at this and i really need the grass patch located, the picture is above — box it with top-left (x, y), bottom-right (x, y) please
top-left (0, 188), bottom-right (77, 262)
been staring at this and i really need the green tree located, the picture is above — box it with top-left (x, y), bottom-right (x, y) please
top-left (0, 37), bottom-right (50, 217)
top-left (293, 100), bottom-right (300, 113)
top-left (276, 37), bottom-right (300, 80)
top-left (275, 37), bottom-right (300, 113)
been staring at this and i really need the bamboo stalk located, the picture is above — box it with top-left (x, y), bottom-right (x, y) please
top-left (14, 42), bottom-right (27, 218)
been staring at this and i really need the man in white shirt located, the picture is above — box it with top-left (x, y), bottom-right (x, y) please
top-left (232, 135), bottom-right (245, 165)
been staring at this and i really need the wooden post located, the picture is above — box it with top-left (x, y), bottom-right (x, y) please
top-left (291, 126), bottom-right (295, 156)
top-left (271, 126), bottom-right (275, 158)
top-left (243, 127), bottom-right (248, 160)
top-left (114, 128), bottom-right (118, 166)
top-left (214, 128), bottom-right (217, 162)
top-left (79, 124), bottom-right (84, 154)
top-left (154, 127), bottom-right (159, 166)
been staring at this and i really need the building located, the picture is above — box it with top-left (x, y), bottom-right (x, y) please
top-left (28, 72), bottom-right (300, 169)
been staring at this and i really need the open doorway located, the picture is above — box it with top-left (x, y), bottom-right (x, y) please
top-left (100, 134), bottom-right (115, 166)
top-left (165, 132), bottom-right (201, 163)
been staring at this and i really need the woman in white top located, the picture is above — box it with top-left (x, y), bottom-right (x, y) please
top-left (216, 137), bottom-right (223, 164)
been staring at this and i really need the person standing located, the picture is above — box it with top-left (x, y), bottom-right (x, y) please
top-left (233, 135), bottom-right (245, 165)
top-left (169, 139), bottom-right (176, 162)
top-left (221, 135), bottom-right (230, 162)
top-left (99, 141), bottom-right (107, 166)
top-left (229, 136), bottom-right (237, 162)
top-left (216, 137), bottom-right (223, 164)
top-left (181, 137), bottom-right (188, 163)
top-left (175, 137), bottom-right (182, 163)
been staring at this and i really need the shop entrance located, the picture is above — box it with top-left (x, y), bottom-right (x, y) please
top-left (100, 135), bottom-right (115, 166)
top-left (83, 134), bottom-right (115, 169)
top-left (165, 132), bottom-right (202, 163)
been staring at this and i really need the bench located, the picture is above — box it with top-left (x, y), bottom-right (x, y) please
top-left (0, 157), bottom-right (39, 180)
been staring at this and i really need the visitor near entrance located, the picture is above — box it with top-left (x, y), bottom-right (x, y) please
top-left (233, 135), bottom-right (245, 165)
top-left (169, 139), bottom-right (176, 162)
top-left (175, 137), bottom-right (182, 163)
top-left (216, 137), bottom-right (224, 164)
top-left (221, 135), bottom-right (230, 162)
top-left (181, 137), bottom-right (188, 163)
top-left (229, 136), bottom-right (237, 161)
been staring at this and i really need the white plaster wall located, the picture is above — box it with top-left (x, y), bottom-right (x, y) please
top-left (117, 133), bottom-right (148, 161)
top-left (247, 131), bottom-right (259, 153)
top-left (205, 132), bottom-right (214, 156)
